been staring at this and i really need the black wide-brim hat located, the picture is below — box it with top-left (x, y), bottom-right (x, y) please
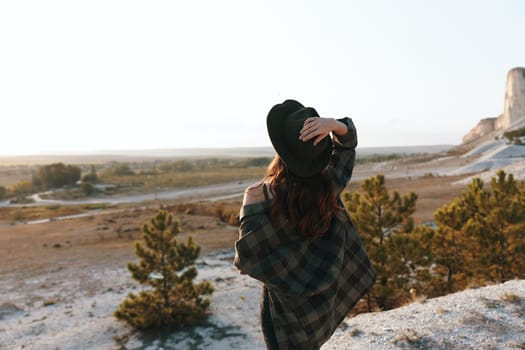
top-left (267, 99), bottom-right (333, 178)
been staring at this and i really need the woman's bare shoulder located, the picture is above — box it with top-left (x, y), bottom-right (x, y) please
top-left (243, 182), bottom-right (269, 205)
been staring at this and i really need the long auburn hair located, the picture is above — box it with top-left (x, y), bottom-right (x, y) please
top-left (263, 155), bottom-right (344, 238)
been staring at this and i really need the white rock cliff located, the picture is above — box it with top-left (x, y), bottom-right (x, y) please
top-left (502, 67), bottom-right (525, 127)
top-left (463, 67), bottom-right (525, 143)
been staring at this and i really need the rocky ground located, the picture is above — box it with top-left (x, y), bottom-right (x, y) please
top-left (1, 247), bottom-right (524, 350)
top-left (324, 279), bottom-right (525, 350)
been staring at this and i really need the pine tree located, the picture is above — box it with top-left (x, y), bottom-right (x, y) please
top-left (469, 171), bottom-right (525, 282)
top-left (433, 170), bottom-right (525, 287)
top-left (431, 199), bottom-right (471, 294)
top-left (114, 210), bottom-right (214, 329)
top-left (344, 174), bottom-right (427, 310)
top-left (82, 164), bottom-right (99, 183)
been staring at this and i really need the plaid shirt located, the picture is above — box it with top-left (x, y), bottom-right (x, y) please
top-left (234, 118), bottom-right (376, 350)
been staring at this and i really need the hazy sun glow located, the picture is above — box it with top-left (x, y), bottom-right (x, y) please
top-left (1, 0), bottom-right (525, 155)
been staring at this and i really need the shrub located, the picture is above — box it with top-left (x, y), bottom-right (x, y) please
top-left (113, 163), bottom-right (135, 176)
top-left (34, 163), bottom-right (81, 190)
top-left (10, 180), bottom-right (34, 195)
top-left (503, 127), bottom-right (525, 142)
top-left (81, 182), bottom-right (95, 196)
top-left (82, 165), bottom-right (99, 183)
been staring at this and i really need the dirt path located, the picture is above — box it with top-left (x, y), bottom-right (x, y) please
top-left (1, 180), bottom-right (251, 208)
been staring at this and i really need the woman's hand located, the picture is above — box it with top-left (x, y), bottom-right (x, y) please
top-left (299, 117), bottom-right (348, 146)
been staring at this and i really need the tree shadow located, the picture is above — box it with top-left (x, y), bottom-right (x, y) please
top-left (117, 320), bottom-right (252, 350)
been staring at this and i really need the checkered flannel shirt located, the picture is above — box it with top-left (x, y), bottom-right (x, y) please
top-left (234, 118), bottom-right (376, 350)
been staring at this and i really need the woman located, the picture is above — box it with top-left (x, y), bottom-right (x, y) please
top-left (234, 99), bottom-right (375, 350)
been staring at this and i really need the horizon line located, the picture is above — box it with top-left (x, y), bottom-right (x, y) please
top-left (0, 144), bottom-right (455, 158)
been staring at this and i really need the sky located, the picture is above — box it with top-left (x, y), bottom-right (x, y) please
top-left (1, 0), bottom-right (525, 155)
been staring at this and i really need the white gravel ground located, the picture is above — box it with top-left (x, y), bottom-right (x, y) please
top-left (1, 249), bottom-right (524, 350)
top-left (324, 279), bottom-right (525, 350)
top-left (450, 137), bottom-right (525, 179)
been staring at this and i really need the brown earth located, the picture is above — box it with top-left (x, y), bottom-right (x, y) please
top-left (0, 203), bottom-right (241, 281)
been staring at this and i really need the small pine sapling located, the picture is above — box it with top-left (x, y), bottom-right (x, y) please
top-left (115, 210), bottom-right (213, 329)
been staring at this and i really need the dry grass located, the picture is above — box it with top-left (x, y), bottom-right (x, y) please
top-left (345, 174), bottom-right (470, 222)
top-left (501, 293), bottom-right (523, 304)
top-left (500, 292), bottom-right (525, 318)
top-left (391, 328), bottom-right (457, 350)
top-left (0, 172), bottom-right (32, 187)
top-left (99, 167), bottom-right (266, 190)
top-left (350, 328), bottom-right (364, 337)
top-left (167, 202), bottom-right (240, 226)
top-left (0, 200), bottom-right (241, 278)
top-left (0, 301), bottom-right (24, 318)
top-left (460, 311), bottom-right (511, 336)
top-left (35, 166), bottom-right (264, 200)
top-left (43, 298), bottom-right (57, 306)
top-left (481, 297), bottom-right (503, 309)
top-left (391, 329), bottom-right (435, 349)
top-left (0, 203), bottom-right (108, 223)
top-left (0, 159), bottom-right (266, 202)
top-left (435, 308), bottom-right (447, 315)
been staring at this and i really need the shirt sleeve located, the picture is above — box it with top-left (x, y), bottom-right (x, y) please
top-left (238, 202), bottom-right (268, 236)
top-left (327, 117), bottom-right (358, 195)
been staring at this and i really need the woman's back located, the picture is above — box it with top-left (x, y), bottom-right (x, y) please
top-left (234, 99), bottom-right (375, 349)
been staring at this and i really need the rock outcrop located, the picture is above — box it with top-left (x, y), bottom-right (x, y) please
top-left (501, 67), bottom-right (525, 127)
top-left (463, 117), bottom-right (498, 143)
top-left (463, 67), bottom-right (525, 143)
